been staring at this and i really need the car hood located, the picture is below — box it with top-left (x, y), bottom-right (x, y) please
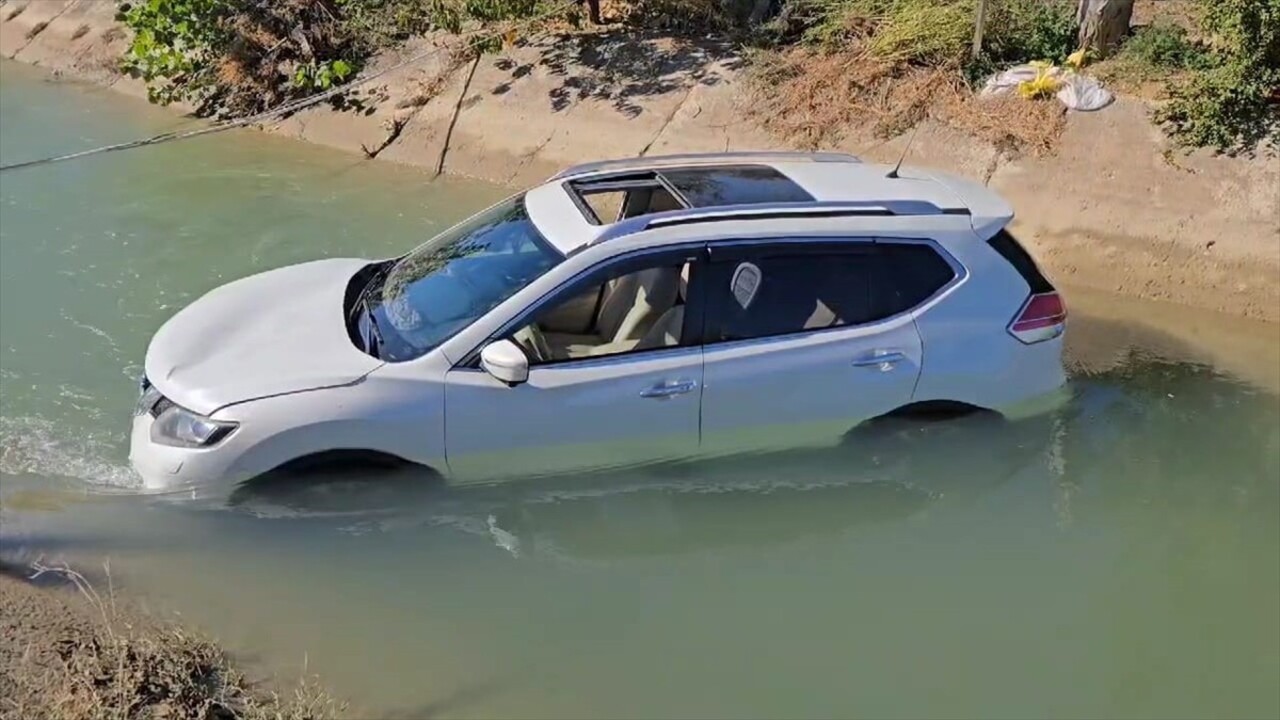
top-left (145, 258), bottom-right (382, 416)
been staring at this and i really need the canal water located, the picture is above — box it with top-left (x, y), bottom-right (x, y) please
top-left (2, 61), bottom-right (1278, 719)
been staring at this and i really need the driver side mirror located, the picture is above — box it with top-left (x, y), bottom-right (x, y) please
top-left (480, 339), bottom-right (529, 386)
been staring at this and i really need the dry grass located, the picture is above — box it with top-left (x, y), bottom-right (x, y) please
top-left (1, 562), bottom-right (345, 720)
top-left (749, 46), bottom-right (1066, 154)
top-left (749, 48), bottom-right (907, 146)
top-left (937, 89), bottom-right (1067, 155)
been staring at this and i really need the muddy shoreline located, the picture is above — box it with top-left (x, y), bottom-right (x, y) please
top-left (1, 0), bottom-right (1277, 322)
top-left (0, 566), bottom-right (344, 719)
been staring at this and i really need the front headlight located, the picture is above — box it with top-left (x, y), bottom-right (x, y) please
top-left (150, 405), bottom-right (237, 448)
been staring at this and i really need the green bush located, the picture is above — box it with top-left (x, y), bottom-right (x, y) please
top-left (795, 0), bottom-right (973, 62)
top-left (116, 0), bottom-right (562, 117)
top-left (1157, 0), bottom-right (1279, 153)
top-left (117, 0), bottom-right (231, 107)
top-left (984, 0), bottom-right (1077, 64)
top-left (335, 0), bottom-right (435, 49)
top-left (863, 0), bottom-right (974, 64)
top-left (788, 0), bottom-right (1076, 68)
top-left (118, 0), bottom-right (362, 114)
top-left (1159, 60), bottom-right (1278, 152)
top-left (1120, 21), bottom-right (1207, 70)
top-left (293, 59), bottom-right (356, 91)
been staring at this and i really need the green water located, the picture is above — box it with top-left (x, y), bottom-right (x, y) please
top-left (2, 61), bottom-right (1278, 719)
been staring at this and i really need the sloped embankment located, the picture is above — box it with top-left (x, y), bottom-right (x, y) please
top-left (1, 0), bottom-right (1276, 322)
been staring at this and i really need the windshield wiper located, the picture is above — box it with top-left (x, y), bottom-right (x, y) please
top-left (364, 261), bottom-right (393, 297)
top-left (360, 293), bottom-right (384, 359)
top-left (349, 261), bottom-right (395, 358)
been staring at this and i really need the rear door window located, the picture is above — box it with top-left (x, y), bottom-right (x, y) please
top-left (704, 244), bottom-right (877, 343)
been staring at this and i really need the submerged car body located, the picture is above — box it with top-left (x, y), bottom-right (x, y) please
top-left (130, 152), bottom-right (1067, 493)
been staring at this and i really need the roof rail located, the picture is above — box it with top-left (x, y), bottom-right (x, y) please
top-left (550, 152), bottom-right (861, 181)
top-left (588, 200), bottom-right (969, 245)
top-left (641, 200), bottom-right (968, 230)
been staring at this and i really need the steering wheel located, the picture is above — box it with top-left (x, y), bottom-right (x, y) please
top-left (512, 323), bottom-right (552, 363)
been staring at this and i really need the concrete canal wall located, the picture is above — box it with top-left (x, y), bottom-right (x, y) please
top-left (3, 0), bottom-right (1277, 322)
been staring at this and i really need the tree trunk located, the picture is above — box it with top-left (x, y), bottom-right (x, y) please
top-left (972, 0), bottom-right (989, 59)
top-left (1076, 0), bottom-right (1135, 57)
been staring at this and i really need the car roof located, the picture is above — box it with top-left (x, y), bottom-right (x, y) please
top-left (525, 153), bottom-right (1014, 256)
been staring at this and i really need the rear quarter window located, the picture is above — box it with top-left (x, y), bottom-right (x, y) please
top-left (987, 229), bottom-right (1054, 294)
top-left (877, 243), bottom-right (957, 316)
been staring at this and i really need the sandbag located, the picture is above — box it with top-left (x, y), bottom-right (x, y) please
top-left (981, 63), bottom-right (1114, 112)
top-left (1055, 72), bottom-right (1114, 111)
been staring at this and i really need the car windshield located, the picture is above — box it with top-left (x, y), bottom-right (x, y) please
top-left (355, 196), bottom-right (562, 361)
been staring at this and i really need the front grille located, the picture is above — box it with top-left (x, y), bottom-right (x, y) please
top-left (135, 377), bottom-right (168, 418)
top-left (151, 396), bottom-right (174, 418)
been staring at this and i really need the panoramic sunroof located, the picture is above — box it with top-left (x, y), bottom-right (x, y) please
top-left (661, 166), bottom-right (814, 207)
top-left (566, 165), bottom-right (814, 225)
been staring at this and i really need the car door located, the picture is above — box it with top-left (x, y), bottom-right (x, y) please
top-left (443, 246), bottom-right (706, 482)
top-left (698, 239), bottom-right (925, 456)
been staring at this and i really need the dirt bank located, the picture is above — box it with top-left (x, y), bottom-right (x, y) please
top-left (2, 0), bottom-right (1277, 321)
top-left (0, 564), bottom-right (342, 720)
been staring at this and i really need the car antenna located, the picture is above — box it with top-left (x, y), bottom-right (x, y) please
top-left (886, 126), bottom-right (919, 179)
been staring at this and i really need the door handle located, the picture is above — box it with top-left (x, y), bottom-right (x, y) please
top-left (640, 379), bottom-right (698, 399)
top-left (852, 351), bottom-right (908, 368)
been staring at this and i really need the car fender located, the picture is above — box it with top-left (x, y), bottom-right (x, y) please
top-left (215, 365), bottom-right (449, 481)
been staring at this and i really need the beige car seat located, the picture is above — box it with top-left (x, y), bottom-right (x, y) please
top-left (546, 265), bottom-right (680, 358)
top-left (634, 263), bottom-right (689, 351)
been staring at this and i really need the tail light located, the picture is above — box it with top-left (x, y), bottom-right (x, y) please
top-left (1008, 291), bottom-right (1067, 344)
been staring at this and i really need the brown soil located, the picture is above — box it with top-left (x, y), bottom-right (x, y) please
top-left (0, 566), bottom-right (343, 720)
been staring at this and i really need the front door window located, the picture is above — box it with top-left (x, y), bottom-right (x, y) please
top-left (507, 258), bottom-right (693, 364)
top-left (443, 248), bottom-right (705, 481)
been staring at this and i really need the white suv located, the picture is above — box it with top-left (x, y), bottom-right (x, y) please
top-left (130, 152), bottom-right (1067, 492)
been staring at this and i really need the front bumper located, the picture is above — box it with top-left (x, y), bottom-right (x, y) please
top-left (128, 413), bottom-right (248, 492)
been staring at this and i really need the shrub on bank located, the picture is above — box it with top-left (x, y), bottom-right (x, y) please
top-left (114, 0), bottom-right (1276, 153)
top-left (1093, 21), bottom-right (1207, 92)
top-left (1156, 0), bottom-right (1279, 154)
top-left (768, 0), bottom-right (1076, 70)
top-left (1119, 21), bottom-right (1207, 71)
top-left (116, 0), bottom-right (569, 118)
